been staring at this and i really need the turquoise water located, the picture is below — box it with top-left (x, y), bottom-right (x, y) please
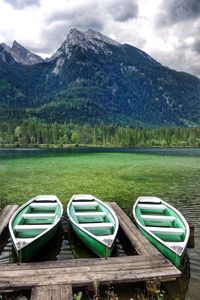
top-left (0, 147), bottom-right (200, 299)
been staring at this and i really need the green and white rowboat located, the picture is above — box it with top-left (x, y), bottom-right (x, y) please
top-left (67, 194), bottom-right (119, 258)
top-left (9, 195), bottom-right (63, 262)
top-left (133, 196), bottom-right (190, 268)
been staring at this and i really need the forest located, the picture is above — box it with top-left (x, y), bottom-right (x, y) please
top-left (0, 122), bottom-right (200, 147)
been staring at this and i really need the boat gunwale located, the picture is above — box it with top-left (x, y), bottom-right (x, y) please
top-left (67, 194), bottom-right (119, 248)
top-left (133, 196), bottom-right (190, 257)
top-left (9, 195), bottom-right (63, 251)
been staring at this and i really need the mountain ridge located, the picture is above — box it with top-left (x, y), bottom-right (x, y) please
top-left (0, 28), bottom-right (200, 126)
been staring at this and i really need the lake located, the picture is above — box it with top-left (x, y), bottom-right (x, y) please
top-left (0, 147), bottom-right (200, 299)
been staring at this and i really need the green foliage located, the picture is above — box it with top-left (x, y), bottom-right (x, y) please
top-left (0, 122), bottom-right (200, 147)
top-left (73, 292), bottom-right (83, 300)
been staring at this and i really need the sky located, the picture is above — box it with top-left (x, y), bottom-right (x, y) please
top-left (0, 0), bottom-right (200, 77)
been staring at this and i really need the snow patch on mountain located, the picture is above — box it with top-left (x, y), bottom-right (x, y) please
top-left (52, 57), bottom-right (65, 75)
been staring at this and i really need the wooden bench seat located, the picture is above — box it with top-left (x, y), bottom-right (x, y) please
top-left (72, 202), bottom-right (98, 207)
top-left (139, 197), bottom-right (161, 203)
top-left (79, 222), bottom-right (114, 229)
top-left (30, 203), bottom-right (57, 208)
top-left (138, 204), bottom-right (166, 211)
top-left (15, 224), bottom-right (50, 231)
top-left (23, 213), bottom-right (55, 219)
top-left (147, 226), bottom-right (185, 235)
top-left (75, 212), bottom-right (106, 217)
top-left (142, 215), bottom-right (175, 222)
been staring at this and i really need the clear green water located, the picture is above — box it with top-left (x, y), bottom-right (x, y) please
top-left (0, 147), bottom-right (200, 300)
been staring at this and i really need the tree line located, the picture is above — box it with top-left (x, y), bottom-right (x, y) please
top-left (0, 122), bottom-right (200, 147)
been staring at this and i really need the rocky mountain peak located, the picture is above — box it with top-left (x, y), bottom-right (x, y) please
top-left (0, 41), bottom-right (43, 65)
top-left (0, 43), bottom-right (15, 64)
top-left (50, 28), bottom-right (121, 61)
top-left (66, 28), bottom-right (120, 51)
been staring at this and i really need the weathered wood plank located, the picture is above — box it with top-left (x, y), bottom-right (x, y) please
top-left (0, 255), bottom-right (181, 291)
top-left (0, 257), bottom-right (170, 277)
top-left (0, 202), bottom-right (181, 294)
top-left (0, 264), bottom-right (181, 290)
top-left (0, 205), bottom-right (18, 236)
top-left (0, 254), bottom-right (165, 270)
top-left (30, 284), bottom-right (73, 300)
top-left (108, 202), bottom-right (161, 256)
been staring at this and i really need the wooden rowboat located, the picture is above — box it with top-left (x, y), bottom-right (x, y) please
top-left (9, 195), bottom-right (63, 262)
top-left (67, 194), bottom-right (119, 258)
top-left (133, 196), bottom-right (190, 268)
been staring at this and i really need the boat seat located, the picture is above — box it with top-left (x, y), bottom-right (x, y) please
top-left (30, 203), bottom-right (57, 208)
top-left (16, 237), bottom-right (35, 243)
top-left (15, 224), bottom-right (50, 231)
top-left (75, 212), bottom-right (106, 217)
top-left (98, 235), bottom-right (114, 241)
top-left (23, 213), bottom-right (55, 219)
top-left (147, 226), bottom-right (185, 235)
top-left (141, 215), bottom-right (175, 222)
top-left (35, 195), bottom-right (57, 201)
top-left (72, 201), bottom-right (98, 207)
top-left (73, 195), bottom-right (94, 201)
top-left (139, 197), bottom-right (161, 203)
top-left (138, 204), bottom-right (166, 211)
top-left (79, 222), bottom-right (114, 228)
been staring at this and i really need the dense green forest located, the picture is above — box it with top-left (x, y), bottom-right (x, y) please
top-left (0, 122), bottom-right (200, 147)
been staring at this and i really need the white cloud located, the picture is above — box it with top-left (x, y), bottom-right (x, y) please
top-left (0, 0), bottom-right (200, 77)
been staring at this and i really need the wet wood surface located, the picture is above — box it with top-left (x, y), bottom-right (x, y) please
top-left (0, 205), bottom-right (18, 236)
top-left (30, 284), bottom-right (73, 300)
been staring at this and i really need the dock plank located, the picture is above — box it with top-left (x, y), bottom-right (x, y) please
top-left (31, 284), bottom-right (73, 300)
top-left (0, 255), bottom-right (181, 290)
top-left (0, 202), bottom-right (181, 295)
top-left (0, 205), bottom-right (18, 236)
top-left (108, 202), bottom-right (161, 256)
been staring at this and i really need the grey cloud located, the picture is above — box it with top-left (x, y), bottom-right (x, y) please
top-left (47, 0), bottom-right (138, 26)
top-left (47, 10), bottom-right (103, 32)
top-left (192, 40), bottom-right (200, 54)
top-left (156, 0), bottom-right (200, 27)
top-left (3, 0), bottom-right (40, 10)
top-left (106, 0), bottom-right (138, 22)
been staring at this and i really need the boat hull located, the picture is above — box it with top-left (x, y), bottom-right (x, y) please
top-left (67, 194), bottom-right (118, 258)
top-left (13, 223), bottom-right (59, 262)
top-left (133, 196), bottom-right (189, 269)
top-left (9, 195), bottom-right (63, 263)
top-left (71, 223), bottom-right (112, 258)
top-left (138, 224), bottom-right (184, 268)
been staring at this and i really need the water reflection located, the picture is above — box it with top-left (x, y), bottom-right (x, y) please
top-left (1, 147), bottom-right (200, 160)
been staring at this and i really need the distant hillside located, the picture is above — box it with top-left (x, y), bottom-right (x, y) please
top-left (0, 28), bottom-right (200, 126)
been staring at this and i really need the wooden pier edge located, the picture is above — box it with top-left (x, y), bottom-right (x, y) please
top-left (0, 205), bottom-right (18, 236)
top-left (0, 202), bottom-right (181, 300)
top-left (30, 284), bottom-right (73, 300)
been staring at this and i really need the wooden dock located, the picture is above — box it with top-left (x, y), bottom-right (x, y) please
top-left (0, 203), bottom-right (181, 300)
top-left (0, 205), bottom-right (18, 236)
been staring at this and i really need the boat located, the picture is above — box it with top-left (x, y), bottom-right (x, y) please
top-left (67, 194), bottom-right (119, 258)
top-left (9, 195), bottom-right (63, 262)
top-left (133, 196), bottom-right (190, 268)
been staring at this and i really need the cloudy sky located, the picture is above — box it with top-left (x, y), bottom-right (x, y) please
top-left (0, 0), bottom-right (200, 77)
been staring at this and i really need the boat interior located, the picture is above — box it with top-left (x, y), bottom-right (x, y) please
top-left (12, 199), bottom-right (60, 239)
top-left (70, 198), bottom-right (115, 236)
top-left (136, 199), bottom-right (186, 243)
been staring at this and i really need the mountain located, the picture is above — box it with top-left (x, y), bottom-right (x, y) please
top-left (0, 41), bottom-right (43, 65)
top-left (0, 28), bottom-right (200, 126)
